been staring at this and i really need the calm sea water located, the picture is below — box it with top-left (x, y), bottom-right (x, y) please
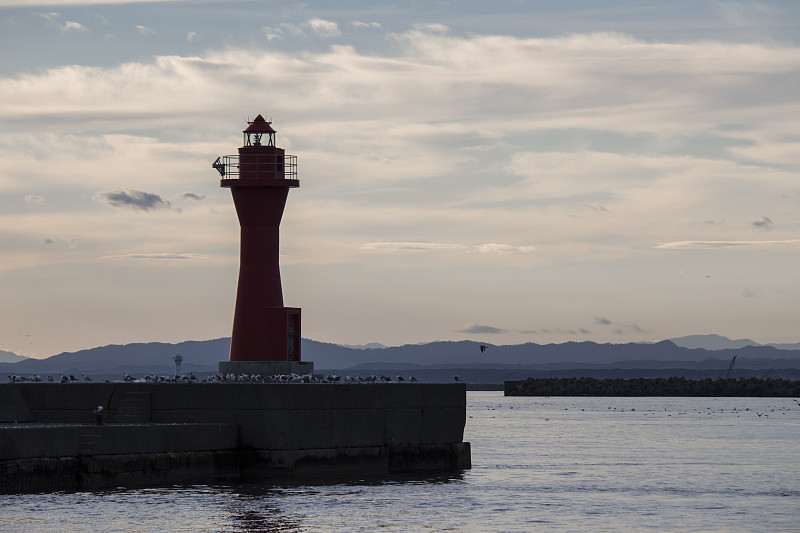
top-left (1, 392), bottom-right (798, 532)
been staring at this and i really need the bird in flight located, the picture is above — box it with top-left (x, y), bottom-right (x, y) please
top-left (479, 344), bottom-right (487, 353)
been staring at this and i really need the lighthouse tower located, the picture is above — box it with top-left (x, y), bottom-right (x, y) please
top-left (213, 115), bottom-right (312, 376)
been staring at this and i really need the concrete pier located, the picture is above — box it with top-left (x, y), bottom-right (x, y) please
top-left (0, 382), bottom-right (470, 493)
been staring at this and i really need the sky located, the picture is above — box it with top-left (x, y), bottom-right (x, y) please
top-left (1, 0), bottom-right (799, 358)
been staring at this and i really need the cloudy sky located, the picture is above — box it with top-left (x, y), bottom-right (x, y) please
top-left (1, 0), bottom-right (799, 358)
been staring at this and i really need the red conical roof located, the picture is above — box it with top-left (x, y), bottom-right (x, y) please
top-left (244, 114), bottom-right (276, 133)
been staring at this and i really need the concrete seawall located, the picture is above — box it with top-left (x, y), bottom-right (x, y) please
top-left (0, 383), bottom-right (470, 492)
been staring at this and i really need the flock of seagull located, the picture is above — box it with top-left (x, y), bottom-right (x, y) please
top-left (7, 372), bottom-right (422, 384)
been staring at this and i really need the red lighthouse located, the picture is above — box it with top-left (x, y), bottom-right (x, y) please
top-left (214, 115), bottom-right (311, 376)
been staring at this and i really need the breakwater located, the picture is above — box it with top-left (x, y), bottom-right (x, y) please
top-left (0, 382), bottom-right (470, 493)
top-left (505, 377), bottom-right (800, 397)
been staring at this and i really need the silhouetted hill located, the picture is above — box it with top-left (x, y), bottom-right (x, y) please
top-left (0, 350), bottom-right (27, 364)
top-left (3, 337), bottom-right (800, 380)
top-left (0, 338), bottom-right (231, 374)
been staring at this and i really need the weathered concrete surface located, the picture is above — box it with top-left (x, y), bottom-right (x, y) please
top-left (14, 383), bottom-right (467, 449)
top-left (0, 384), bottom-right (33, 423)
top-left (1, 423), bottom-right (239, 459)
top-left (1, 383), bottom-right (470, 492)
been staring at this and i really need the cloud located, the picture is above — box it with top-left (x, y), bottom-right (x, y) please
top-left (361, 242), bottom-right (534, 254)
top-left (522, 327), bottom-right (592, 335)
top-left (614, 324), bottom-right (643, 335)
top-left (11, 0), bottom-right (199, 4)
top-left (263, 22), bottom-right (304, 41)
top-left (655, 240), bottom-right (800, 249)
top-left (135, 25), bottom-right (156, 35)
top-left (752, 216), bottom-right (773, 230)
top-left (61, 21), bottom-right (87, 32)
top-left (711, 0), bottom-right (777, 27)
top-left (361, 242), bottom-right (464, 252)
top-left (186, 32), bottom-right (198, 42)
top-left (2, 35), bottom-right (798, 271)
top-left (25, 195), bottom-right (46, 204)
top-left (42, 237), bottom-right (78, 248)
top-left (351, 21), bottom-right (381, 30)
top-left (178, 192), bottom-right (206, 201)
top-left (410, 23), bottom-right (450, 34)
top-left (583, 203), bottom-right (608, 213)
top-left (109, 253), bottom-right (206, 260)
top-left (97, 189), bottom-right (172, 211)
top-left (307, 18), bottom-right (340, 38)
top-left (459, 324), bottom-right (506, 334)
top-left (594, 317), bottom-right (612, 325)
top-left (471, 243), bottom-right (536, 254)
top-left (5, 31), bottom-right (798, 141)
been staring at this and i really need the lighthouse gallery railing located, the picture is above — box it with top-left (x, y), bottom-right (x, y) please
top-left (213, 154), bottom-right (297, 179)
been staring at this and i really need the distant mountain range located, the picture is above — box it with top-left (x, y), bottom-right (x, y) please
top-left (336, 342), bottom-right (389, 350)
top-left (668, 334), bottom-right (800, 351)
top-left (1, 335), bottom-right (799, 383)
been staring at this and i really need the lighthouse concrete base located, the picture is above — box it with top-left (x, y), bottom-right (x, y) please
top-left (218, 360), bottom-right (314, 377)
